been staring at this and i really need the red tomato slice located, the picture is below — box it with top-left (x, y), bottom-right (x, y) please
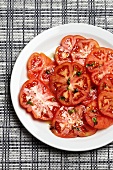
top-left (62, 63), bottom-right (90, 105)
top-left (85, 47), bottom-right (113, 73)
top-left (38, 63), bottom-right (56, 85)
top-left (74, 120), bottom-right (97, 137)
top-left (82, 86), bottom-right (97, 106)
top-left (50, 106), bottom-right (78, 138)
top-left (50, 105), bottom-right (96, 138)
top-left (27, 52), bottom-right (53, 79)
top-left (98, 74), bottom-right (113, 92)
top-left (50, 62), bottom-right (85, 92)
top-left (61, 35), bottom-right (85, 51)
top-left (98, 91), bottom-right (113, 118)
top-left (71, 39), bottom-right (99, 65)
top-left (19, 79), bottom-right (60, 120)
top-left (50, 62), bottom-right (90, 106)
top-left (54, 62), bottom-right (72, 78)
top-left (71, 62), bottom-right (86, 75)
top-left (91, 60), bottom-right (113, 85)
top-left (55, 46), bottom-right (71, 65)
top-left (49, 74), bottom-right (67, 93)
top-left (54, 35), bottom-right (85, 65)
top-left (56, 74), bottom-right (90, 106)
top-left (49, 62), bottom-right (71, 93)
top-left (71, 105), bottom-right (97, 137)
top-left (85, 100), bottom-right (113, 129)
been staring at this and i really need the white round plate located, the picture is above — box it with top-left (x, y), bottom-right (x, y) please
top-left (10, 23), bottom-right (113, 151)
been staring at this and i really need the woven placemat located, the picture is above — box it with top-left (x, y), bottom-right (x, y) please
top-left (0, 0), bottom-right (113, 169)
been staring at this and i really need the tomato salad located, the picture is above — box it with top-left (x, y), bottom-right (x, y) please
top-left (19, 35), bottom-right (113, 138)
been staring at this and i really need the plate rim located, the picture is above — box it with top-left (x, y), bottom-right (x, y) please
top-left (10, 23), bottom-right (113, 151)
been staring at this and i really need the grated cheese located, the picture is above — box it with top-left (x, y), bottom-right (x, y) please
top-left (24, 83), bottom-right (59, 117)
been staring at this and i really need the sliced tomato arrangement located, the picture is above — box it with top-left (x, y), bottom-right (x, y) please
top-left (19, 34), bottom-right (113, 139)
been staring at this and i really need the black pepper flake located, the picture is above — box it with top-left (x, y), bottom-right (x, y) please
top-left (46, 70), bottom-right (50, 74)
top-left (73, 88), bottom-right (79, 93)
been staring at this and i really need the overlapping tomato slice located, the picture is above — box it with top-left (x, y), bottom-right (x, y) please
top-left (82, 85), bottom-right (97, 106)
top-left (61, 35), bottom-right (85, 50)
top-left (98, 74), bottom-right (113, 92)
top-left (86, 47), bottom-right (113, 73)
top-left (50, 62), bottom-right (90, 106)
top-left (71, 38), bottom-right (99, 65)
top-left (38, 63), bottom-right (56, 85)
top-left (85, 100), bottom-right (113, 129)
top-left (91, 60), bottom-right (113, 85)
top-left (55, 35), bottom-right (99, 66)
top-left (50, 105), bottom-right (97, 138)
top-left (19, 79), bottom-right (60, 120)
top-left (86, 47), bottom-right (113, 85)
top-left (98, 91), bottom-right (113, 118)
top-left (27, 52), bottom-right (54, 79)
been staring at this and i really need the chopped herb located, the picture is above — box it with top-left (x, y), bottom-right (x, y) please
top-left (73, 88), bottom-right (79, 93)
top-left (90, 86), bottom-right (96, 90)
top-left (46, 70), bottom-right (50, 74)
top-left (26, 99), bottom-right (33, 106)
top-left (68, 109), bottom-right (75, 114)
top-left (76, 71), bottom-right (82, 77)
top-left (72, 126), bottom-right (80, 131)
top-left (92, 117), bottom-right (97, 125)
top-left (67, 86), bottom-right (70, 90)
top-left (104, 84), bottom-right (107, 89)
top-left (52, 97), bottom-right (56, 102)
top-left (67, 77), bottom-right (70, 85)
top-left (60, 96), bottom-right (65, 101)
top-left (86, 62), bottom-right (95, 67)
top-left (91, 110), bottom-right (97, 113)
top-left (74, 68), bottom-right (77, 71)
top-left (75, 127), bottom-right (80, 131)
